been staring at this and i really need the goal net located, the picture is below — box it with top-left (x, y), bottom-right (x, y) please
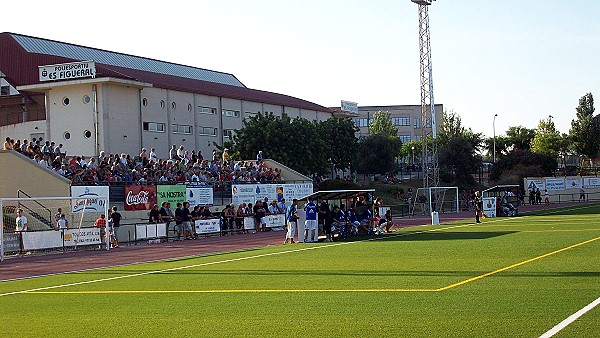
top-left (1, 196), bottom-right (109, 261)
top-left (413, 186), bottom-right (459, 215)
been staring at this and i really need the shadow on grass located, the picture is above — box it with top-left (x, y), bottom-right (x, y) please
top-left (524, 204), bottom-right (600, 216)
top-left (380, 231), bottom-right (518, 242)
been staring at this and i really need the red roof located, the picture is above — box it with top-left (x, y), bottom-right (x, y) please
top-left (0, 32), bottom-right (333, 113)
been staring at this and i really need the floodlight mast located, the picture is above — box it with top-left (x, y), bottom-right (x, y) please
top-left (412, 0), bottom-right (439, 192)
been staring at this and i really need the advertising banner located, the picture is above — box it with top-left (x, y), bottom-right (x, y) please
top-left (545, 178), bottom-right (565, 191)
top-left (186, 186), bottom-right (214, 206)
top-left (525, 179), bottom-right (545, 192)
top-left (565, 177), bottom-right (582, 189)
top-left (264, 214), bottom-right (286, 228)
top-left (195, 218), bottom-right (221, 234)
top-left (124, 185), bottom-right (157, 211)
top-left (21, 231), bottom-right (63, 251)
top-left (482, 197), bottom-right (497, 218)
top-left (244, 217), bottom-right (255, 230)
top-left (2, 233), bottom-right (21, 252)
top-left (62, 228), bottom-right (101, 246)
top-left (583, 177), bottom-right (600, 189)
top-left (157, 185), bottom-right (186, 207)
top-left (71, 186), bottom-right (109, 213)
top-left (231, 183), bottom-right (313, 205)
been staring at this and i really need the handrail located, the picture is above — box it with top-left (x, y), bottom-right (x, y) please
top-left (17, 190), bottom-right (53, 229)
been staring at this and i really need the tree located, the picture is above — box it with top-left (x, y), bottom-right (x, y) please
top-left (531, 117), bottom-right (562, 159)
top-left (569, 93), bottom-right (600, 158)
top-left (369, 111), bottom-right (397, 138)
top-left (355, 135), bottom-right (402, 175)
top-left (505, 126), bottom-right (535, 151)
top-left (317, 117), bottom-right (359, 172)
top-left (490, 149), bottom-right (557, 184)
top-left (438, 136), bottom-right (482, 187)
top-left (228, 112), bottom-right (328, 175)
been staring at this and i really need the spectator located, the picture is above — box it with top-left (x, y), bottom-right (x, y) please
top-left (15, 208), bottom-right (28, 232)
top-left (109, 206), bottom-right (121, 248)
top-left (256, 150), bottom-right (263, 163)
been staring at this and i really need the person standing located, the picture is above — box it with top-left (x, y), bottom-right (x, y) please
top-left (285, 199), bottom-right (299, 244)
top-left (94, 214), bottom-right (107, 246)
top-left (304, 197), bottom-right (318, 242)
top-left (579, 187), bottom-right (586, 202)
top-left (109, 206), bottom-right (122, 248)
top-left (54, 208), bottom-right (63, 230)
top-left (319, 199), bottom-right (333, 242)
top-left (544, 189), bottom-right (550, 204)
top-left (15, 208), bottom-right (28, 232)
top-left (182, 202), bottom-right (193, 240)
top-left (57, 213), bottom-right (69, 231)
top-left (174, 202), bottom-right (184, 240)
top-left (474, 191), bottom-right (483, 224)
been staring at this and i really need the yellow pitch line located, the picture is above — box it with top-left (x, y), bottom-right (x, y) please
top-left (436, 235), bottom-right (600, 292)
top-left (26, 288), bottom-right (437, 294)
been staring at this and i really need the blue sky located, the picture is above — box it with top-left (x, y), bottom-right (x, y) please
top-left (2, 0), bottom-right (599, 138)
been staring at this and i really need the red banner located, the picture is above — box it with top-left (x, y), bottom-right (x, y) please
top-left (124, 185), bottom-right (157, 211)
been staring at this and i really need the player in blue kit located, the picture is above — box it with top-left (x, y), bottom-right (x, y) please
top-left (304, 196), bottom-right (318, 242)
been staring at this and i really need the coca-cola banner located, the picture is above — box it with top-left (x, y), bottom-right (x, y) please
top-left (124, 185), bottom-right (157, 211)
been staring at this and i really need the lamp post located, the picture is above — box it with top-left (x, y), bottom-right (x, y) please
top-left (411, 145), bottom-right (415, 166)
top-left (493, 114), bottom-right (498, 163)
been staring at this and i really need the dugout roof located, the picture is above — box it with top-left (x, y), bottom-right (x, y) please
top-left (300, 189), bottom-right (375, 202)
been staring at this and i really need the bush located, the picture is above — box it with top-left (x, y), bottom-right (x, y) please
top-left (318, 179), bottom-right (361, 191)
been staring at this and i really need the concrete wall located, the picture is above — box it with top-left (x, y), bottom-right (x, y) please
top-left (0, 150), bottom-right (70, 198)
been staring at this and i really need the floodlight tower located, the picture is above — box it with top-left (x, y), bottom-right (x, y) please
top-left (411, 0), bottom-right (439, 190)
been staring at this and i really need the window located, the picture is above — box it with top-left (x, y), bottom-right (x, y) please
top-left (62, 97), bottom-right (70, 106)
top-left (414, 118), bottom-right (421, 129)
top-left (83, 130), bottom-right (92, 139)
top-left (353, 118), bottom-right (373, 128)
top-left (222, 109), bottom-right (240, 117)
top-left (425, 117), bottom-right (432, 128)
top-left (0, 86), bottom-right (9, 96)
top-left (399, 135), bottom-right (411, 143)
top-left (82, 95), bottom-right (91, 104)
top-left (172, 124), bottom-right (192, 134)
top-left (244, 111), bottom-right (258, 119)
top-left (143, 122), bottom-right (165, 132)
top-left (188, 103), bottom-right (192, 112)
top-left (392, 117), bottom-right (410, 127)
top-left (160, 100), bottom-right (165, 109)
top-left (223, 129), bottom-right (235, 139)
top-left (198, 127), bottom-right (217, 136)
top-left (63, 132), bottom-right (71, 140)
top-left (197, 106), bottom-right (216, 115)
top-left (142, 98), bottom-right (148, 106)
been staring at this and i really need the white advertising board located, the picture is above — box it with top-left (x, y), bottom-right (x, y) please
top-left (583, 177), bottom-right (600, 189)
top-left (244, 217), bottom-right (255, 230)
top-left (39, 61), bottom-right (96, 82)
top-left (565, 177), bottom-right (582, 189)
top-left (482, 197), bottom-right (497, 218)
top-left (545, 178), bottom-right (565, 191)
top-left (264, 214), bottom-right (286, 228)
top-left (134, 223), bottom-right (166, 240)
top-left (195, 218), bottom-right (221, 234)
top-left (526, 179), bottom-right (545, 192)
top-left (71, 186), bottom-right (109, 213)
top-left (62, 228), bottom-right (101, 246)
top-left (186, 186), bottom-right (214, 206)
top-left (21, 231), bottom-right (63, 251)
top-left (231, 183), bottom-right (313, 206)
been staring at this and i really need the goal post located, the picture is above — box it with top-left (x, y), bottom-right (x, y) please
top-left (414, 186), bottom-right (459, 219)
top-left (1, 196), bottom-right (109, 262)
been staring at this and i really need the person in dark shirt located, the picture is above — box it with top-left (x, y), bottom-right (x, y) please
top-left (182, 202), bottom-right (193, 240)
top-left (149, 204), bottom-right (160, 224)
top-left (174, 202), bottom-right (183, 240)
top-left (110, 206), bottom-right (122, 248)
top-left (319, 200), bottom-right (333, 242)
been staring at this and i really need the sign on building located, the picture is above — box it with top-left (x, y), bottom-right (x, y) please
top-left (186, 186), bottom-right (214, 206)
top-left (231, 183), bottom-right (313, 206)
top-left (39, 61), bottom-right (96, 82)
top-left (157, 185), bottom-right (186, 207)
top-left (341, 100), bottom-right (358, 114)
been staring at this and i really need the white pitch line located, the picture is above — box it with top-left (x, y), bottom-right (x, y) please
top-left (539, 296), bottom-right (600, 338)
top-left (1, 203), bottom-right (596, 297)
top-left (0, 221), bottom-right (479, 297)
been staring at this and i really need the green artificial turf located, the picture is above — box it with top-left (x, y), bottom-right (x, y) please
top-left (1, 204), bottom-right (599, 337)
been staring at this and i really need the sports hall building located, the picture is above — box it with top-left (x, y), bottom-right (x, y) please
top-left (0, 32), bottom-right (334, 158)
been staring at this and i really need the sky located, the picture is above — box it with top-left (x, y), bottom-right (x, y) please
top-left (2, 0), bottom-right (600, 138)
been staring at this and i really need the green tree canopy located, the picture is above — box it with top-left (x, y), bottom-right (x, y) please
top-left (369, 111), bottom-right (398, 138)
top-left (505, 126), bottom-right (535, 151)
top-left (317, 117), bottom-right (359, 172)
top-left (569, 92), bottom-right (600, 158)
top-left (531, 117), bottom-right (562, 159)
top-left (355, 134), bottom-right (402, 175)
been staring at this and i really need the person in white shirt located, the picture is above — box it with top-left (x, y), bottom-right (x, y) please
top-left (149, 148), bottom-right (158, 163)
top-left (15, 208), bottom-right (28, 232)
